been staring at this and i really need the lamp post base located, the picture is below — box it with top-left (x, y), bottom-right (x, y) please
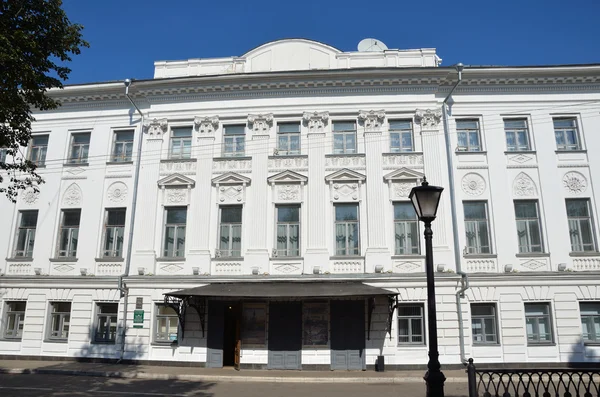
top-left (424, 369), bottom-right (446, 397)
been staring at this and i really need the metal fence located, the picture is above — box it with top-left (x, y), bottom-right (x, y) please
top-left (467, 358), bottom-right (600, 397)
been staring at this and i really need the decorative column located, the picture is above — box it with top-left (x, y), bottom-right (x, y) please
top-left (131, 118), bottom-right (167, 274)
top-left (359, 110), bottom-right (390, 272)
top-left (186, 116), bottom-right (218, 274)
top-left (415, 109), bottom-right (449, 248)
top-left (303, 111), bottom-right (330, 274)
top-left (245, 114), bottom-right (272, 273)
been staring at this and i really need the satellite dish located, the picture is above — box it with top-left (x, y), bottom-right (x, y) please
top-left (357, 38), bottom-right (388, 52)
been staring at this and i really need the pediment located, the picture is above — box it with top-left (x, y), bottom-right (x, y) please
top-left (325, 168), bottom-right (366, 182)
top-left (267, 170), bottom-right (307, 184)
top-left (383, 168), bottom-right (424, 181)
top-left (212, 172), bottom-right (251, 186)
top-left (157, 173), bottom-right (195, 188)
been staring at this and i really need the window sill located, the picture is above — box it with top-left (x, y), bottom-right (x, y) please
top-left (329, 256), bottom-right (364, 260)
top-left (383, 151), bottom-right (423, 156)
top-left (392, 255), bottom-right (425, 259)
top-left (63, 162), bottom-right (89, 167)
top-left (527, 342), bottom-right (556, 347)
top-left (213, 257), bottom-right (244, 261)
top-left (325, 153), bottom-right (365, 158)
top-left (91, 341), bottom-right (116, 345)
top-left (106, 161), bottom-right (133, 165)
top-left (268, 154), bottom-right (308, 159)
top-left (463, 254), bottom-right (497, 259)
top-left (49, 257), bottom-right (78, 262)
top-left (156, 257), bottom-right (185, 262)
top-left (5, 257), bottom-right (34, 262)
top-left (161, 158), bottom-right (197, 163)
top-left (473, 343), bottom-right (501, 347)
top-left (515, 253), bottom-right (550, 257)
top-left (0, 337), bottom-right (22, 342)
top-left (455, 150), bottom-right (487, 154)
top-left (32, 164), bottom-right (46, 168)
top-left (271, 256), bottom-right (303, 260)
top-left (555, 149), bottom-right (586, 154)
top-left (397, 344), bottom-right (427, 348)
top-left (44, 339), bottom-right (68, 344)
top-left (583, 342), bottom-right (600, 346)
top-left (151, 341), bottom-right (178, 347)
top-left (95, 257), bottom-right (125, 262)
top-left (569, 251), bottom-right (600, 257)
top-left (213, 156), bottom-right (252, 161)
top-left (504, 150), bottom-right (535, 154)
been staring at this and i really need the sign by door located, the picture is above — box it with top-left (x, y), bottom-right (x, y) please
top-left (133, 309), bottom-right (144, 329)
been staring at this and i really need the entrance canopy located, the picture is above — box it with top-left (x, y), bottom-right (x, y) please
top-left (164, 281), bottom-right (396, 299)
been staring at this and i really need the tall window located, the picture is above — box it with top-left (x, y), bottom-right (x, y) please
top-left (13, 210), bottom-right (38, 257)
top-left (3, 302), bottom-right (26, 339)
top-left (163, 207), bottom-right (187, 257)
top-left (112, 130), bottom-right (134, 162)
top-left (219, 206), bottom-right (242, 257)
top-left (389, 120), bottom-right (414, 152)
top-left (580, 302), bottom-right (600, 343)
top-left (397, 305), bottom-right (424, 345)
top-left (334, 204), bottom-right (359, 256)
top-left (514, 200), bottom-right (544, 253)
top-left (394, 202), bottom-right (419, 255)
top-left (276, 123), bottom-right (300, 155)
top-left (58, 209), bottom-right (80, 257)
top-left (471, 304), bottom-right (498, 344)
top-left (223, 125), bottom-right (245, 157)
top-left (28, 135), bottom-right (49, 166)
top-left (275, 205), bottom-right (300, 257)
top-left (0, 148), bottom-right (7, 164)
top-left (48, 302), bottom-right (71, 341)
top-left (94, 303), bottom-right (118, 343)
top-left (103, 209), bottom-right (126, 257)
top-left (504, 119), bottom-right (530, 151)
top-left (553, 117), bottom-right (581, 151)
top-left (155, 305), bottom-right (178, 342)
top-left (333, 121), bottom-right (357, 154)
top-left (169, 127), bottom-right (192, 159)
top-left (463, 201), bottom-right (491, 254)
top-left (524, 303), bottom-right (553, 344)
top-left (68, 132), bottom-right (91, 164)
top-left (566, 199), bottom-right (596, 252)
top-left (456, 119), bottom-right (482, 152)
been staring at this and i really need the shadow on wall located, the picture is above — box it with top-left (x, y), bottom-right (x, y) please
top-left (568, 337), bottom-right (600, 368)
top-left (72, 324), bottom-right (146, 364)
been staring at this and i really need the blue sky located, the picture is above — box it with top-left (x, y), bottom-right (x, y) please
top-left (62, 0), bottom-right (600, 84)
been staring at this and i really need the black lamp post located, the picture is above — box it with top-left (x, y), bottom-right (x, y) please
top-left (409, 177), bottom-right (445, 397)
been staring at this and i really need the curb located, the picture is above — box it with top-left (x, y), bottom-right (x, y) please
top-left (2, 367), bottom-right (468, 384)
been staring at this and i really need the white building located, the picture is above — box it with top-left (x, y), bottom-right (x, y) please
top-left (1, 39), bottom-right (600, 370)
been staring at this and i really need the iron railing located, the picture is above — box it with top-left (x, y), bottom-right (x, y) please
top-left (467, 358), bottom-right (600, 397)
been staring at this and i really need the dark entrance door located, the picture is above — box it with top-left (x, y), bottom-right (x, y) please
top-left (330, 300), bottom-right (365, 370)
top-left (268, 302), bottom-right (302, 369)
top-left (207, 301), bottom-right (240, 368)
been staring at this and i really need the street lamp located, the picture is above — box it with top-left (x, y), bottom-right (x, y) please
top-left (409, 177), bottom-right (445, 397)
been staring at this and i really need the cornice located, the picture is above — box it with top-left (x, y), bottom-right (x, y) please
top-left (0, 276), bottom-right (119, 289)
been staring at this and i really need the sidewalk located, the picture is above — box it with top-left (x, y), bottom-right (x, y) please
top-left (0, 359), bottom-right (468, 384)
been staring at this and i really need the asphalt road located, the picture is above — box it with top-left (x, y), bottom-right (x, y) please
top-left (0, 373), bottom-right (470, 397)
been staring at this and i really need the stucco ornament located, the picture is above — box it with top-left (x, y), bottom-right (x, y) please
top-left (513, 172), bottom-right (537, 197)
top-left (21, 189), bottom-right (39, 205)
top-left (302, 111), bottom-right (329, 133)
top-left (248, 114), bottom-right (273, 133)
top-left (563, 172), bottom-right (587, 194)
top-left (358, 109), bottom-right (385, 131)
top-left (415, 108), bottom-right (442, 128)
top-left (63, 183), bottom-right (82, 206)
top-left (194, 116), bottom-right (219, 134)
top-left (333, 183), bottom-right (358, 201)
top-left (166, 189), bottom-right (187, 204)
top-left (107, 182), bottom-right (128, 204)
top-left (394, 182), bottom-right (414, 199)
top-left (461, 173), bottom-right (486, 196)
top-left (143, 118), bottom-right (168, 138)
top-left (278, 185), bottom-right (300, 201)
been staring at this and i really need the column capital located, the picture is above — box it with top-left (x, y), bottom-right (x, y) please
top-left (358, 109), bottom-right (385, 132)
top-left (303, 111), bottom-right (329, 134)
top-left (248, 113), bottom-right (273, 134)
top-left (194, 115), bottom-right (219, 134)
top-left (143, 118), bottom-right (168, 139)
top-left (415, 108), bottom-right (442, 129)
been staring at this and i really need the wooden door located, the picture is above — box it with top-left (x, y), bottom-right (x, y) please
top-left (330, 300), bottom-right (366, 370)
top-left (268, 302), bottom-right (302, 369)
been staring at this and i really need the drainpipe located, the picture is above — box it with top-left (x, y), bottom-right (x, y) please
top-left (117, 79), bottom-right (145, 362)
top-left (441, 63), bottom-right (471, 365)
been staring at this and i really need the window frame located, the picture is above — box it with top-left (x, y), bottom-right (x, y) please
top-left (389, 120), bottom-right (414, 153)
top-left (274, 205), bottom-right (300, 257)
top-left (163, 207), bottom-right (187, 258)
top-left (332, 121), bottom-right (357, 154)
top-left (154, 304), bottom-right (179, 343)
top-left (93, 303), bottom-right (118, 344)
top-left (514, 200), bottom-right (544, 253)
top-left (471, 303), bottom-right (499, 345)
top-left (102, 208), bottom-right (126, 258)
top-left (68, 132), bottom-right (91, 164)
top-left (334, 203), bottom-right (360, 256)
top-left (222, 124), bottom-right (246, 157)
top-left (463, 201), bottom-right (492, 255)
top-left (57, 209), bottom-right (81, 258)
top-left (111, 130), bottom-right (134, 162)
top-left (3, 301), bottom-right (26, 340)
top-left (566, 199), bottom-right (597, 252)
top-left (276, 122), bottom-right (301, 155)
top-left (393, 201), bottom-right (420, 255)
top-left (504, 118), bottom-right (531, 151)
top-left (169, 127), bottom-right (193, 159)
top-left (553, 117), bottom-right (581, 151)
top-left (397, 304), bottom-right (425, 345)
top-left (47, 302), bottom-right (72, 342)
top-left (456, 119), bottom-right (482, 152)
top-left (28, 134), bottom-right (49, 166)
top-left (580, 302), bottom-right (600, 344)
top-left (524, 302), bottom-right (554, 345)
top-left (218, 205), bottom-right (243, 258)
top-left (13, 210), bottom-right (38, 258)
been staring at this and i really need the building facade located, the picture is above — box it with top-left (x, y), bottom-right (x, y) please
top-left (1, 39), bottom-right (600, 369)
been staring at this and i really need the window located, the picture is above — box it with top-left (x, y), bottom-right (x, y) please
top-left (28, 135), bottom-right (49, 166)
top-left (456, 119), bottom-right (482, 152)
top-left (524, 303), bottom-right (553, 344)
top-left (504, 119), bottom-right (530, 151)
top-left (163, 207), bottom-right (186, 257)
top-left (303, 302), bottom-right (328, 346)
top-left (397, 305), bottom-right (424, 345)
top-left (277, 123), bottom-right (301, 155)
top-left (471, 304), bottom-right (498, 344)
top-left (13, 210), bottom-right (38, 257)
top-left (566, 199), bottom-right (596, 252)
top-left (334, 204), bottom-right (359, 256)
top-left (68, 132), bottom-right (91, 164)
top-left (580, 302), bottom-right (600, 343)
top-left (554, 118), bottom-right (581, 151)
top-left (219, 206), bottom-right (242, 257)
top-left (464, 202), bottom-right (491, 254)
top-left (48, 302), bottom-right (71, 341)
top-left (94, 303), bottom-right (118, 343)
top-left (169, 127), bottom-right (192, 159)
top-left (223, 125), bottom-right (245, 157)
top-left (241, 303), bottom-right (266, 346)
top-left (3, 302), bottom-right (26, 339)
top-left (394, 202), bottom-right (419, 255)
top-left (112, 130), bottom-right (134, 162)
top-left (333, 121), bottom-right (357, 154)
top-left (155, 305), bottom-right (178, 342)
top-left (58, 209), bottom-right (80, 257)
top-left (275, 205), bottom-right (300, 257)
top-left (514, 200), bottom-right (544, 253)
top-left (390, 120), bottom-right (414, 152)
top-left (102, 209), bottom-right (126, 257)
top-left (0, 148), bottom-right (7, 164)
